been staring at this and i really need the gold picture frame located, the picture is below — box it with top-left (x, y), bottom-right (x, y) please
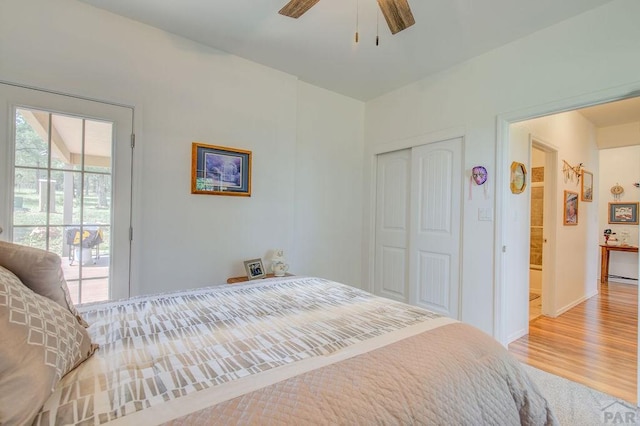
top-left (510, 162), bottom-right (527, 194)
top-left (564, 191), bottom-right (579, 226)
top-left (581, 170), bottom-right (593, 202)
top-left (191, 142), bottom-right (252, 196)
top-left (608, 202), bottom-right (639, 225)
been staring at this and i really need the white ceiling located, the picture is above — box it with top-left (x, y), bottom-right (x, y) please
top-left (78, 0), bottom-right (614, 101)
top-left (578, 97), bottom-right (640, 128)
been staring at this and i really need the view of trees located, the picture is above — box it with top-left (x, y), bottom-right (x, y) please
top-left (13, 110), bottom-right (112, 254)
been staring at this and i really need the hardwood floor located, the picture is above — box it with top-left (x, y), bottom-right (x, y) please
top-left (509, 282), bottom-right (638, 404)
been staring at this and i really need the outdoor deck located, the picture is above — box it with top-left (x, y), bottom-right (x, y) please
top-left (61, 252), bottom-right (109, 305)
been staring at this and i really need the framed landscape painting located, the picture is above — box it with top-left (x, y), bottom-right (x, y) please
top-left (191, 142), bottom-right (251, 196)
top-left (608, 202), bottom-right (639, 225)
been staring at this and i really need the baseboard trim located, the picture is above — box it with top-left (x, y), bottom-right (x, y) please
top-left (555, 289), bottom-right (598, 317)
top-left (506, 328), bottom-right (528, 345)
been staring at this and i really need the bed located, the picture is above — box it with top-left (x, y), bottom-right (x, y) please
top-left (0, 243), bottom-right (557, 425)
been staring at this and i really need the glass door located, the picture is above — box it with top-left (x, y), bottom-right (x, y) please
top-left (0, 83), bottom-right (133, 303)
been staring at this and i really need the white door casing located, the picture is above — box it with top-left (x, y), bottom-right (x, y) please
top-left (374, 149), bottom-right (411, 302)
top-left (503, 125), bottom-right (532, 342)
top-left (0, 83), bottom-right (133, 300)
top-left (409, 138), bottom-right (462, 318)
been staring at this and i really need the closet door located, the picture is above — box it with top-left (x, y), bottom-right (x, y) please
top-left (409, 138), bottom-right (462, 318)
top-left (374, 149), bottom-right (411, 302)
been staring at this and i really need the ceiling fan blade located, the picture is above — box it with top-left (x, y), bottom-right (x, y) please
top-left (377, 0), bottom-right (415, 35)
top-left (278, 0), bottom-right (320, 18)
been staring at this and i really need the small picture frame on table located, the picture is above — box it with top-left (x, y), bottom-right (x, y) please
top-left (244, 258), bottom-right (266, 280)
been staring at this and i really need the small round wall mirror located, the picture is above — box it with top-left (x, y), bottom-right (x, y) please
top-left (510, 162), bottom-right (527, 194)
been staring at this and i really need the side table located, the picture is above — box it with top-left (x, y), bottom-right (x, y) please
top-left (227, 273), bottom-right (294, 284)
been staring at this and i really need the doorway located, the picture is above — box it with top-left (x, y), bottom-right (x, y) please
top-left (528, 146), bottom-right (546, 321)
top-left (499, 93), bottom-right (640, 404)
top-left (0, 83), bottom-right (134, 302)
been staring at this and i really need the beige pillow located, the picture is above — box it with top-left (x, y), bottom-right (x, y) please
top-left (0, 265), bottom-right (97, 425)
top-left (0, 240), bottom-right (88, 327)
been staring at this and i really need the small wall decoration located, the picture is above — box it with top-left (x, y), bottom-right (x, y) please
top-left (191, 142), bottom-right (252, 196)
top-left (510, 162), bottom-right (527, 194)
top-left (610, 183), bottom-right (624, 201)
top-left (244, 258), bottom-right (266, 280)
top-left (469, 166), bottom-right (488, 200)
top-left (580, 170), bottom-right (593, 202)
top-left (561, 160), bottom-right (583, 185)
top-left (563, 191), bottom-right (578, 226)
top-left (608, 202), bottom-right (639, 225)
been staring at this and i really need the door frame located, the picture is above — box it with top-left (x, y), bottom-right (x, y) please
top-left (494, 82), bottom-right (640, 405)
top-left (0, 80), bottom-right (137, 299)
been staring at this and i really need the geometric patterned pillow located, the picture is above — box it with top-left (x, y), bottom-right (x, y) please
top-left (0, 265), bottom-right (97, 425)
top-left (0, 240), bottom-right (89, 327)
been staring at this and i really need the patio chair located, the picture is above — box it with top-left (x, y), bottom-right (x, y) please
top-left (65, 227), bottom-right (103, 266)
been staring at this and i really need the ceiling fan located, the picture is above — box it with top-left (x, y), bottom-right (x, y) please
top-left (278, 0), bottom-right (415, 35)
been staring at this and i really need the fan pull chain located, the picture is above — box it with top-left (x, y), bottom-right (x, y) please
top-left (376, 5), bottom-right (380, 46)
top-left (355, 0), bottom-right (359, 43)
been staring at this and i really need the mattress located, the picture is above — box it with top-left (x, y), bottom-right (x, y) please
top-left (34, 276), bottom-right (557, 425)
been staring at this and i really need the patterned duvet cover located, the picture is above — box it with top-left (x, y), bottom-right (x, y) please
top-left (35, 276), bottom-right (557, 425)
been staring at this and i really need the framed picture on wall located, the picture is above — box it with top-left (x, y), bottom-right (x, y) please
top-left (581, 170), bottom-right (593, 202)
top-left (563, 191), bottom-right (578, 226)
top-left (191, 142), bottom-right (252, 196)
top-left (608, 202), bottom-right (639, 225)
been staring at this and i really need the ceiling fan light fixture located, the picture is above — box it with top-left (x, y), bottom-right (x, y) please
top-left (279, 0), bottom-right (415, 44)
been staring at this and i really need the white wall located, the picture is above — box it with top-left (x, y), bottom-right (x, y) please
top-left (0, 0), bottom-right (364, 294)
top-left (599, 145), bottom-right (640, 283)
top-left (364, 0), bottom-right (640, 335)
top-left (293, 82), bottom-right (364, 285)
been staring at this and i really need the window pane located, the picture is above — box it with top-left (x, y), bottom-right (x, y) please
top-left (84, 119), bottom-right (113, 174)
top-left (83, 173), bottom-right (112, 225)
top-left (12, 226), bottom-right (47, 250)
top-left (50, 113), bottom-right (82, 171)
top-left (15, 108), bottom-right (49, 168)
top-left (13, 168), bottom-right (48, 226)
top-left (12, 107), bottom-right (117, 306)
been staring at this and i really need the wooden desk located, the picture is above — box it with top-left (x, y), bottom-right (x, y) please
top-left (600, 244), bottom-right (638, 283)
top-left (227, 273), bottom-right (293, 284)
